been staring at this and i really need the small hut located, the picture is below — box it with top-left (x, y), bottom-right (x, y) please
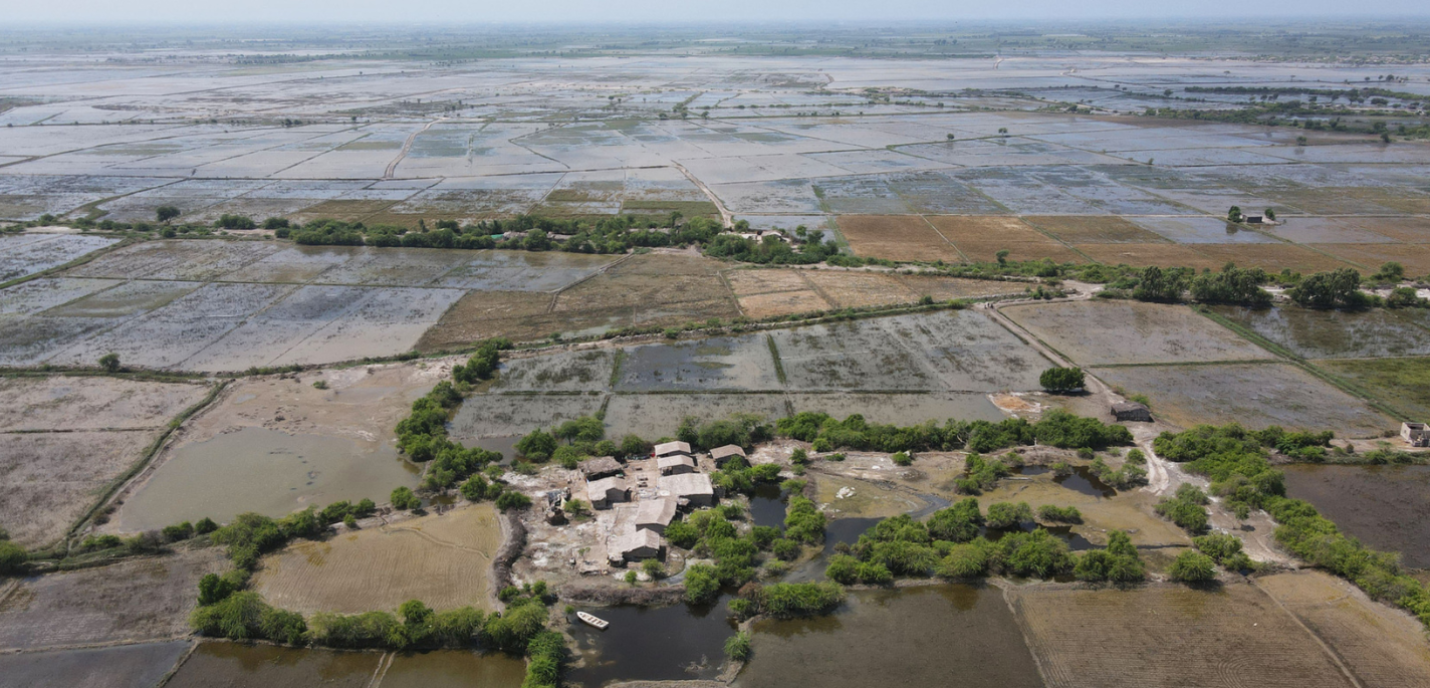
top-left (580, 456), bottom-right (623, 481)
top-left (1403, 422), bottom-right (1430, 447)
top-left (653, 441), bottom-right (693, 459)
top-left (657, 454), bottom-right (697, 476)
top-left (587, 476), bottom-right (630, 510)
top-left (710, 445), bottom-right (747, 466)
top-left (1111, 402), bottom-right (1153, 423)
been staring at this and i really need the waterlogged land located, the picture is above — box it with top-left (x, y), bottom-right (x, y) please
top-left (1282, 464), bottom-right (1430, 568)
top-left (164, 643), bottom-right (381, 688)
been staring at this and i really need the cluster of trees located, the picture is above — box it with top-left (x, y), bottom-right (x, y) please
top-left (453, 338), bottom-right (511, 384)
top-left (784, 496), bottom-right (826, 544)
top-left (676, 413), bottom-right (773, 452)
top-left (774, 409), bottom-right (1131, 456)
top-left (1288, 267), bottom-right (1371, 309)
top-left (709, 455), bottom-right (782, 496)
top-left (1113, 264), bottom-right (1274, 307)
top-left (1089, 452), bottom-right (1148, 490)
top-left (672, 504), bottom-right (808, 604)
top-left (1154, 484), bottom-right (1211, 534)
top-left (730, 581), bottom-right (845, 620)
top-left (704, 228), bottom-right (840, 265)
top-left (1038, 367), bottom-right (1085, 393)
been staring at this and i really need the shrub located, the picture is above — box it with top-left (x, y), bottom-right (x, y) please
top-left (937, 542), bottom-right (991, 578)
top-left (1036, 505), bottom-right (1082, 524)
top-left (927, 498), bottom-right (984, 543)
top-left (751, 581), bottom-right (846, 619)
top-left (684, 564), bottom-right (721, 604)
top-left (515, 429), bottom-right (557, 462)
top-left (986, 502), bottom-right (1034, 529)
top-left (772, 538), bottom-right (801, 561)
top-left (784, 496), bottom-right (826, 544)
top-left (1039, 367), bottom-right (1085, 393)
top-left (496, 491), bottom-right (533, 511)
top-left (891, 451), bottom-right (912, 466)
top-left (391, 487), bottom-right (421, 511)
top-left (1167, 550), bottom-right (1218, 583)
top-left (641, 559), bottom-right (665, 580)
top-left (162, 521), bottom-right (195, 542)
top-left (0, 541), bottom-right (27, 575)
top-left (1154, 496), bottom-right (1209, 534)
top-left (998, 530), bottom-right (1073, 578)
top-left (724, 631), bottom-right (753, 662)
top-left (1072, 532), bottom-right (1144, 583)
top-left (1193, 533), bottom-right (1254, 572)
top-left (98, 353), bottom-right (121, 372)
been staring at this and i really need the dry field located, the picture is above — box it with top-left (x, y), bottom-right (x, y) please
top-left (0, 641), bottom-right (191, 688)
top-left (1313, 243), bottom-right (1430, 275)
top-left (417, 290), bottom-right (556, 351)
top-left (1003, 300), bottom-right (1272, 366)
top-left (1023, 216), bottom-right (1171, 244)
top-left (0, 547), bottom-right (226, 650)
top-left (254, 504), bottom-right (501, 613)
top-left (723, 268), bottom-right (813, 296)
top-left (1, 430), bottom-right (157, 548)
top-left (927, 215), bottom-right (1086, 263)
top-left (1331, 217), bottom-right (1430, 243)
top-left (1256, 571), bottom-right (1430, 687)
top-left (738, 289), bottom-right (833, 319)
top-left (894, 274), bottom-right (1027, 300)
top-left (0, 375), bottom-right (208, 431)
top-left (1194, 243), bottom-right (1354, 273)
top-left (1074, 242), bottom-right (1224, 269)
top-left (803, 270), bottom-right (917, 309)
top-left (1008, 582), bottom-right (1362, 688)
top-left (835, 215), bottom-right (964, 262)
top-left (1093, 362), bottom-right (1396, 437)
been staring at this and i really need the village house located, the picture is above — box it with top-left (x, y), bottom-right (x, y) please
top-left (634, 496), bottom-right (678, 534)
top-left (1403, 422), bottom-right (1430, 447)
top-left (608, 526), bottom-right (663, 564)
top-left (657, 453), bottom-right (697, 475)
top-left (1111, 401), bottom-right (1153, 422)
top-left (659, 472), bottom-right (715, 508)
top-left (653, 440), bottom-right (692, 459)
top-left (587, 476), bottom-right (630, 510)
top-left (580, 456), bottom-right (623, 481)
top-left (710, 445), bottom-right (747, 467)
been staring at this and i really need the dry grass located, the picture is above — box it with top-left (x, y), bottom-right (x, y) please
top-left (804, 271), bottom-right (918, 309)
top-left (836, 215), bottom-right (963, 262)
top-left (738, 290), bottom-right (833, 319)
top-left (724, 269), bottom-right (813, 296)
top-left (1008, 581), bottom-right (1360, 688)
top-left (417, 290), bottom-right (553, 351)
top-left (254, 504), bottom-right (502, 614)
top-left (0, 376), bottom-right (207, 432)
top-left (0, 547), bottom-right (226, 650)
top-left (1311, 243), bottom-right (1430, 275)
top-left (1023, 216), bottom-right (1172, 244)
top-left (1278, 188), bottom-right (1430, 215)
top-left (554, 253), bottom-right (733, 313)
top-left (894, 274), bottom-right (1026, 300)
top-left (1195, 243), bottom-right (1355, 273)
top-left (1332, 216), bottom-right (1430, 243)
top-left (0, 431), bottom-right (155, 548)
top-left (1075, 242), bottom-right (1224, 269)
top-left (926, 215), bottom-right (1084, 263)
top-left (1256, 571), bottom-right (1430, 687)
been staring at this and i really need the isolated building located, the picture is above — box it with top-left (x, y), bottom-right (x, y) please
top-left (658, 454), bottom-right (697, 475)
top-left (653, 441), bottom-right (693, 459)
top-left (609, 526), bottom-right (663, 563)
top-left (635, 497), bottom-right (678, 534)
top-left (710, 445), bottom-right (747, 466)
top-left (587, 476), bottom-right (629, 510)
top-left (580, 456), bottom-right (623, 481)
top-left (1111, 402), bottom-right (1153, 423)
top-left (1244, 214), bottom-right (1265, 224)
top-left (659, 472), bottom-right (715, 508)
top-left (1403, 422), bottom-right (1430, 447)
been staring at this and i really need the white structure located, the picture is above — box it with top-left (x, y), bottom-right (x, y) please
top-left (659, 472), bottom-right (715, 508)
top-left (635, 497), bottom-right (678, 534)
top-left (658, 454), bottom-right (697, 475)
top-left (587, 476), bottom-right (629, 509)
top-left (1403, 422), bottom-right (1430, 447)
top-left (653, 441), bottom-right (692, 459)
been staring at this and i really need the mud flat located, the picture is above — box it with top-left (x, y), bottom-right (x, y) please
top-left (164, 642), bottom-right (381, 688)
top-left (254, 504), bottom-right (502, 614)
top-left (0, 548), bottom-right (226, 651)
top-left (736, 584), bottom-right (1043, 688)
top-left (1281, 464), bottom-right (1430, 568)
top-left (0, 640), bottom-right (191, 688)
top-left (1093, 362), bottom-right (1396, 437)
top-left (1007, 582), bottom-right (1361, 688)
top-left (1004, 300), bottom-right (1272, 366)
top-left (0, 234), bottom-right (117, 282)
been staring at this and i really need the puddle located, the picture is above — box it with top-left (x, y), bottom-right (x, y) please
top-left (116, 427), bottom-right (419, 531)
top-left (566, 599), bottom-right (737, 687)
top-left (1016, 464), bottom-right (1117, 498)
top-left (749, 483), bottom-right (786, 528)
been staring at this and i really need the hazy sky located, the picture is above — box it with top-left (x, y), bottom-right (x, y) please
top-left (7, 0), bottom-right (1430, 24)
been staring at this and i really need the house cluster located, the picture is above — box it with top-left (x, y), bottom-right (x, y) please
top-left (578, 440), bottom-right (748, 567)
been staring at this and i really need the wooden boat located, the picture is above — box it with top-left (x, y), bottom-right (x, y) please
top-left (576, 611), bottom-right (610, 630)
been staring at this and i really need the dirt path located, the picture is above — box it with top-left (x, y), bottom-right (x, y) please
top-left (384, 119), bottom-right (442, 179)
top-left (672, 161), bottom-right (732, 228)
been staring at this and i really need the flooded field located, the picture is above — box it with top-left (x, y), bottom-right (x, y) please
top-left (449, 393), bottom-right (607, 440)
top-left (114, 427), bottom-right (418, 531)
top-left (1318, 357), bottom-right (1430, 420)
top-left (1005, 301), bottom-right (1271, 366)
top-left (165, 642), bottom-right (381, 688)
top-left (603, 393), bottom-right (789, 440)
top-left (0, 234), bottom-right (117, 282)
top-left (1093, 362), bottom-right (1395, 437)
top-left (0, 641), bottom-right (191, 688)
top-left (614, 334), bottom-right (782, 392)
top-left (567, 600), bottom-right (737, 687)
top-left (1282, 464), bottom-right (1430, 568)
top-left (736, 584), bottom-right (1044, 688)
top-left (379, 650), bottom-right (527, 688)
top-left (1214, 305), bottom-right (1430, 359)
top-left (787, 391), bottom-right (1006, 424)
top-left (255, 504), bottom-right (502, 613)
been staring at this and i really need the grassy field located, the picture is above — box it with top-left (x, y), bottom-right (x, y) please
top-left (1316, 357), bottom-right (1430, 419)
top-left (254, 504), bottom-right (502, 614)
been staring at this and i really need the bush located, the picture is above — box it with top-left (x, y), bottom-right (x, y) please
top-left (1039, 367), bottom-right (1085, 393)
top-left (1036, 505), bottom-right (1082, 524)
top-left (684, 563), bottom-right (721, 604)
top-left (751, 582), bottom-right (846, 619)
top-left (784, 497), bottom-right (826, 544)
top-left (927, 498), bottom-right (984, 543)
top-left (1072, 532), bottom-right (1144, 583)
top-left (515, 429), bottom-right (557, 462)
top-left (523, 630), bottom-right (566, 688)
top-left (391, 487), bottom-right (421, 511)
top-left (724, 631), bottom-right (753, 662)
top-left (772, 538), bottom-right (801, 561)
top-left (98, 353), bottom-right (121, 372)
top-left (0, 541), bottom-right (27, 575)
top-left (162, 521), bottom-right (195, 542)
top-left (1167, 550), bottom-right (1218, 583)
top-left (998, 530), bottom-right (1073, 578)
top-left (496, 491), bottom-right (533, 511)
top-left (1193, 533), bottom-right (1254, 572)
top-left (986, 501), bottom-right (1034, 529)
top-left (891, 451), bottom-right (912, 466)
top-left (1154, 495), bottom-right (1209, 534)
top-left (937, 542), bottom-right (991, 578)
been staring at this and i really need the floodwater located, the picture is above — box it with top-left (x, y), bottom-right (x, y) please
top-left (165, 643), bottom-right (380, 688)
top-left (0, 641), bottom-right (190, 688)
top-left (749, 483), bottom-right (786, 528)
top-left (1213, 305), bottom-right (1430, 360)
top-left (1017, 464), bottom-right (1117, 498)
top-left (116, 427), bottom-right (419, 531)
top-left (735, 584), bottom-right (1044, 688)
top-left (380, 650), bottom-right (527, 688)
top-left (1282, 464), bottom-right (1430, 568)
top-left (566, 600), bottom-right (737, 687)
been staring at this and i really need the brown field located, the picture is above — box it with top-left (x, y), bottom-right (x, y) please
top-left (1332, 216), bottom-right (1430, 243)
top-left (1312, 243), bottom-right (1430, 275)
top-left (724, 268), bottom-right (812, 296)
top-left (1195, 243), bottom-right (1355, 273)
top-left (0, 431), bottom-right (155, 548)
top-left (1256, 571), bottom-right (1430, 687)
top-left (1008, 582), bottom-right (1360, 688)
top-left (803, 270), bottom-right (918, 309)
top-left (1075, 242), bottom-right (1224, 269)
top-left (0, 547), bottom-right (226, 650)
top-left (254, 504), bottom-right (502, 614)
top-left (738, 289), bottom-right (832, 319)
top-left (1023, 216), bottom-right (1172, 244)
top-left (1278, 187), bottom-right (1430, 215)
top-left (286, 199), bottom-right (396, 222)
top-left (926, 216), bottom-right (1083, 263)
top-left (1003, 300), bottom-right (1273, 366)
top-left (416, 290), bottom-right (553, 351)
top-left (0, 375), bottom-right (208, 431)
top-left (894, 274), bottom-right (1027, 300)
top-left (553, 253), bottom-right (733, 313)
top-left (836, 215), bottom-right (964, 262)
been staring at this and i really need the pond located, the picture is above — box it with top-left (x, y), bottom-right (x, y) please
top-left (116, 427), bottom-right (419, 531)
top-left (1017, 464), bottom-right (1117, 498)
top-left (565, 599), bottom-right (738, 687)
top-left (748, 483), bottom-right (786, 528)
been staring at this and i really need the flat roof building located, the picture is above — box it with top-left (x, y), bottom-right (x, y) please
top-left (657, 454), bottom-right (697, 475)
top-left (659, 472), bottom-right (715, 508)
top-left (635, 497), bottom-right (679, 534)
top-left (653, 441), bottom-right (693, 458)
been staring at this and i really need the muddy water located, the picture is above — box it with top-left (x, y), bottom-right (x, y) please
top-left (735, 584), bottom-right (1044, 688)
top-left (117, 427), bottom-right (419, 531)
top-left (566, 601), bottom-right (736, 687)
top-left (1282, 464), bottom-right (1430, 568)
top-left (380, 650), bottom-right (526, 688)
top-left (165, 643), bottom-right (380, 688)
top-left (1017, 465), bottom-right (1117, 498)
top-left (749, 483), bottom-right (786, 528)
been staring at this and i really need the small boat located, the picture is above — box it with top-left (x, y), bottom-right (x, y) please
top-left (576, 611), bottom-right (610, 630)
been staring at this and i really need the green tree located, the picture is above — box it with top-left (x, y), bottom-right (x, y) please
top-left (391, 487), bottom-right (421, 511)
top-left (156, 205), bottom-right (181, 223)
top-left (724, 631), bottom-right (753, 661)
top-left (516, 429), bottom-right (557, 462)
top-left (1288, 268), bottom-right (1367, 310)
top-left (1039, 367), bottom-right (1085, 393)
top-left (1168, 550), bottom-right (1217, 583)
top-left (927, 498), bottom-right (984, 543)
top-left (98, 353), bottom-right (121, 372)
top-left (1227, 205), bottom-right (1243, 223)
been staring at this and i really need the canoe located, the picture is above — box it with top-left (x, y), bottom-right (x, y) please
top-left (577, 611), bottom-right (610, 630)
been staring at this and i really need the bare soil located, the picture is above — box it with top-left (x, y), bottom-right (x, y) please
top-left (835, 215), bottom-right (963, 262)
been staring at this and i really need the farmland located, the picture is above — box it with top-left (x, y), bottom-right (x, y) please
top-left (1281, 465), bottom-right (1430, 568)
